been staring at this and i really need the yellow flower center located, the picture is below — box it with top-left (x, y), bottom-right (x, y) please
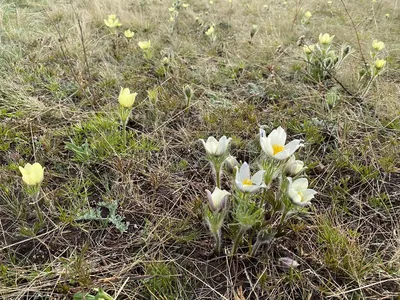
top-left (242, 178), bottom-right (253, 186)
top-left (272, 144), bottom-right (284, 155)
top-left (297, 191), bottom-right (304, 202)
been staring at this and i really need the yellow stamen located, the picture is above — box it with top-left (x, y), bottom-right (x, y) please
top-left (272, 144), bottom-right (284, 155)
top-left (242, 178), bottom-right (253, 186)
top-left (298, 192), bottom-right (304, 202)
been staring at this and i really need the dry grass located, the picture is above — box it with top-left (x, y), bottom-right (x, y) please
top-left (0, 0), bottom-right (399, 299)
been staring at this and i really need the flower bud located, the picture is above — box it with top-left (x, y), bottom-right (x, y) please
top-left (183, 85), bottom-right (193, 100)
top-left (224, 155), bottom-right (239, 173)
top-left (206, 187), bottom-right (230, 211)
top-left (279, 257), bottom-right (300, 268)
top-left (284, 156), bottom-right (305, 176)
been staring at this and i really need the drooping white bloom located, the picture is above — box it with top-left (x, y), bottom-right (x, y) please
top-left (260, 127), bottom-right (303, 160)
top-left (224, 155), bottom-right (239, 172)
top-left (284, 156), bottom-right (305, 176)
top-left (235, 162), bottom-right (266, 193)
top-left (200, 136), bottom-right (232, 157)
top-left (279, 257), bottom-right (300, 268)
top-left (287, 177), bottom-right (317, 206)
top-left (206, 187), bottom-right (230, 211)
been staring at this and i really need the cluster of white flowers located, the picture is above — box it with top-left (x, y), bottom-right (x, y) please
top-left (200, 126), bottom-right (318, 255)
top-left (202, 126), bottom-right (316, 207)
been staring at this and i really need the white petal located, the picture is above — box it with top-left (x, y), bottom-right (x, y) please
top-left (217, 136), bottom-right (231, 155)
top-left (302, 189), bottom-right (317, 202)
top-left (284, 140), bottom-right (304, 156)
top-left (288, 189), bottom-right (302, 204)
top-left (213, 187), bottom-right (231, 200)
top-left (269, 126), bottom-right (286, 146)
top-left (235, 180), bottom-right (244, 191)
top-left (205, 189), bottom-right (214, 209)
top-left (239, 162), bottom-right (251, 181)
top-left (205, 136), bottom-right (218, 154)
top-left (242, 185), bottom-right (260, 193)
top-left (235, 166), bottom-right (242, 183)
top-left (251, 170), bottom-right (265, 186)
top-left (273, 149), bottom-right (291, 160)
top-left (292, 178), bottom-right (308, 191)
top-left (260, 137), bottom-right (273, 156)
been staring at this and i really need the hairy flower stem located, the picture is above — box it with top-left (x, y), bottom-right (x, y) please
top-left (119, 106), bottom-right (131, 149)
top-left (361, 74), bottom-right (377, 98)
top-left (213, 230), bottom-right (222, 254)
top-left (232, 227), bottom-right (247, 255)
top-left (30, 190), bottom-right (43, 223)
top-left (213, 162), bottom-right (222, 189)
top-left (122, 122), bottom-right (127, 148)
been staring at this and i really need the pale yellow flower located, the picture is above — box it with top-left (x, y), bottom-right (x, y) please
top-left (372, 40), bottom-right (385, 51)
top-left (205, 25), bottom-right (214, 36)
top-left (19, 163), bottom-right (44, 186)
top-left (304, 11), bottom-right (312, 18)
top-left (138, 40), bottom-right (151, 50)
top-left (303, 44), bottom-right (315, 55)
top-left (319, 33), bottom-right (335, 46)
top-left (374, 59), bottom-right (386, 70)
top-left (104, 14), bottom-right (122, 28)
top-left (124, 29), bottom-right (134, 39)
top-left (119, 87), bottom-right (137, 108)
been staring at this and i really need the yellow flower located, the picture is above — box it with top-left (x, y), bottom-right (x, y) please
top-left (319, 33), bottom-right (335, 46)
top-left (304, 11), bottom-right (312, 18)
top-left (124, 29), bottom-right (134, 39)
top-left (372, 40), bottom-right (385, 51)
top-left (138, 40), bottom-right (151, 50)
top-left (205, 25), bottom-right (214, 36)
top-left (104, 14), bottom-right (122, 28)
top-left (19, 163), bottom-right (44, 186)
top-left (182, 3), bottom-right (189, 8)
top-left (303, 44), bottom-right (315, 55)
top-left (374, 59), bottom-right (386, 70)
top-left (119, 87), bottom-right (137, 108)
top-left (161, 57), bottom-right (170, 65)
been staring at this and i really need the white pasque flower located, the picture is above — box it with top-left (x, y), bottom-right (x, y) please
top-left (235, 162), bottom-right (266, 193)
top-left (206, 187), bottom-right (230, 211)
top-left (260, 126), bottom-right (303, 160)
top-left (284, 156), bottom-right (305, 176)
top-left (200, 136), bottom-right (232, 157)
top-left (287, 177), bottom-right (317, 206)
